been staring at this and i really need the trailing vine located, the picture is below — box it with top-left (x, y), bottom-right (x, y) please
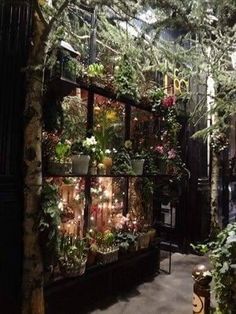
top-left (194, 223), bottom-right (236, 314)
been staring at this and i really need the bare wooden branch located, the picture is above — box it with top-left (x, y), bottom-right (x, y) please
top-left (35, 0), bottom-right (49, 28)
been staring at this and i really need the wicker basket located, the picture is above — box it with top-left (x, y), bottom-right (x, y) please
top-left (60, 257), bottom-right (87, 277)
top-left (97, 247), bottom-right (119, 265)
top-left (138, 233), bottom-right (150, 249)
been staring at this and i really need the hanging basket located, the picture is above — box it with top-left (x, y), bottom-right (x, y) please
top-left (97, 247), bottom-right (119, 265)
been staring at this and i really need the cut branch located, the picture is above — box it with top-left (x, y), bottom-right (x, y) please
top-left (35, 0), bottom-right (49, 28)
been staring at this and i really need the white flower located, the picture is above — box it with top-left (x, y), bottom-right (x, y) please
top-left (105, 149), bottom-right (111, 154)
top-left (58, 201), bottom-right (63, 211)
top-left (74, 194), bottom-right (80, 201)
top-left (92, 147), bottom-right (96, 152)
top-left (83, 136), bottom-right (97, 148)
top-left (124, 140), bottom-right (132, 149)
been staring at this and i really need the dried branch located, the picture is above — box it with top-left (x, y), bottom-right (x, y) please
top-left (35, 1), bottom-right (49, 28)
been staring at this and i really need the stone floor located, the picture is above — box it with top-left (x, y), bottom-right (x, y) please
top-left (87, 253), bottom-right (208, 314)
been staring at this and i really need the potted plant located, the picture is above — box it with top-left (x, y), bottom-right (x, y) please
top-left (59, 235), bottom-right (87, 277)
top-left (47, 141), bottom-right (71, 175)
top-left (193, 223), bottom-right (236, 314)
top-left (96, 231), bottom-right (119, 265)
top-left (115, 231), bottom-right (138, 254)
top-left (111, 142), bottom-right (134, 175)
top-left (102, 149), bottom-right (116, 175)
top-left (71, 140), bottom-right (90, 174)
top-left (154, 145), bottom-right (168, 174)
top-left (85, 232), bottom-right (98, 266)
top-left (136, 223), bottom-right (151, 250)
top-left (39, 181), bottom-right (61, 278)
top-left (131, 152), bottom-right (145, 175)
top-left (87, 62), bottom-right (105, 86)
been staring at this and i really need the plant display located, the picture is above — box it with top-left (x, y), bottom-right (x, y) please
top-left (42, 132), bottom-right (60, 163)
top-left (61, 95), bottom-right (87, 142)
top-left (71, 136), bottom-right (102, 162)
top-left (94, 100), bottom-right (124, 154)
top-left (87, 63), bottom-right (104, 79)
top-left (96, 230), bottom-right (116, 252)
top-left (114, 53), bottom-right (139, 100)
top-left (115, 232), bottom-right (138, 252)
top-left (39, 181), bottom-right (62, 270)
top-left (143, 151), bottom-right (158, 175)
top-left (194, 223), bottom-right (236, 314)
top-left (111, 146), bottom-right (134, 175)
top-left (59, 235), bottom-right (87, 276)
top-left (54, 141), bottom-right (71, 163)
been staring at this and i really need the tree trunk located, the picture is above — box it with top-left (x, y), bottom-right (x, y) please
top-left (22, 11), bottom-right (46, 314)
top-left (210, 150), bottom-right (221, 237)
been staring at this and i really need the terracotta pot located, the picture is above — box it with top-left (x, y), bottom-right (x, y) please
top-left (72, 155), bottom-right (90, 175)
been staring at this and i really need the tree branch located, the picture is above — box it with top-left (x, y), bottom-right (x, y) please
top-left (43, 0), bottom-right (71, 40)
top-left (35, 1), bottom-right (49, 29)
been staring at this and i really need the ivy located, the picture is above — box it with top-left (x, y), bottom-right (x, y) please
top-left (194, 223), bottom-right (236, 314)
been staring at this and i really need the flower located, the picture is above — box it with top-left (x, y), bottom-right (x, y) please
top-left (124, 140), bottom-right (132, 149)
top-left (162, 96), bottom-right (176, 108)
top-left (154, 145), bottom-right (164, 154)
top-left (105, 149), bottom-right (111, 155)
top-left (83, 136), bottom-right (97, 147)
top-left (168, 149), bottom-right (177, 159)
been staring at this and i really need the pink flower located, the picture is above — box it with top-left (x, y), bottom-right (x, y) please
top-left (168, 149), bottom-right (176, 159)
top-left (154, 145), bottom-right (164, 154)
top-left (162, 96), bottom-right (176, 108)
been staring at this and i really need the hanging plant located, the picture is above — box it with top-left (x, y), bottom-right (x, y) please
top-left (39, 181), bottom-right (62, 270)
top-left (114, 53), bottom-right (139, 100)
top-left (194, 223), bottom-right (236, 314)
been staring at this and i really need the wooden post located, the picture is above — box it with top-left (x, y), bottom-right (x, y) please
top-left (192, 264), bottom-right (212, 314)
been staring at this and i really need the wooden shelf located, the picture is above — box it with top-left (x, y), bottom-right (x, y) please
top-left (49, 76), bottom-right (153, 112)
top-left (43, 173), bottom-right (173, 179)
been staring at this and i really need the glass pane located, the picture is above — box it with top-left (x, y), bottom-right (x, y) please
top-left (89, 177), bottom-right (126, 232)
top-left (130, 107), bottom-right (159, 151)
top-left (93, 95), bottom-right (125, 153)
top-left (129, 177), bottom-right (154, 226)
top-left (61, 88), bottom-right (87, 143)
top-left (57, 177), bottom-right (86, 238)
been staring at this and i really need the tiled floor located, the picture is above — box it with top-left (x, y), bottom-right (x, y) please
top-left (88, 253), bottom-right (208, 314)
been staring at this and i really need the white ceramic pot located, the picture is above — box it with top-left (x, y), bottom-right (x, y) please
top-left (72, 155), bottom-right (90, 175)
top-left (131, 159), bottom-right (145, 175)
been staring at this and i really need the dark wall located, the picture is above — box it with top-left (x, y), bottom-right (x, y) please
top-left (0, 1), bottom-right (32, 312)
top-left (185, 77), bottom-right (210, 246)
